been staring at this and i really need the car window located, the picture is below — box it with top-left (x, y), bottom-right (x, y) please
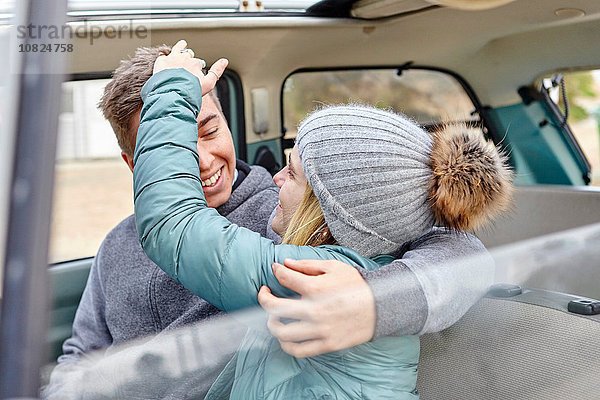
top-left (49, 75), bottom-right (241, 263)
top-left (542, 69), bottom-right (600, 186)
top-left (50, 79), bottom-right (131, 264)
top-left (282, 68), bottom-right (482, 140)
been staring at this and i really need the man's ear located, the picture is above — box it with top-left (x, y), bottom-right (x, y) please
top-left (121, 151), bottom-right (134, 172)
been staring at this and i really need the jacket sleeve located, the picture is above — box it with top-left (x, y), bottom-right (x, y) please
top-left (133, 69), bottom-right (355, 312)
top-left (359, 229), bottom-right (494, 337)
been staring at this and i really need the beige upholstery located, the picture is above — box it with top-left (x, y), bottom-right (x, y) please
top-left (417, 296), bottom-right (600, 399)
top-left (477, 186), bottom-right (600, 248)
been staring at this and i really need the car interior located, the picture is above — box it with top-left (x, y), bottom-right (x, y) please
top-left (1, 0), bottom-right (600, 398)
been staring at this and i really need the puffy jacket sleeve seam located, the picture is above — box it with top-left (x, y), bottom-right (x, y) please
top-left (134, 142), bottom-right (197, 165)
top-left (219, 227), bottom-right (241, 310)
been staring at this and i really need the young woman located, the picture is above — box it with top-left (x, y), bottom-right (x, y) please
top-left (133, 41), bottom-right (512, 399)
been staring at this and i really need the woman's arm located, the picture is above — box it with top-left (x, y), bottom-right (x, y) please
top-left (133, 67), bottom-right (357, 311)
top-left (134, 67), bottom-right (279, 310)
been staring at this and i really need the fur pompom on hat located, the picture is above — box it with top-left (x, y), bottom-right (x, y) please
top-left (296, 105), bottom-right (512, 258)
top-left (428, 123), bottom-right (513, 231)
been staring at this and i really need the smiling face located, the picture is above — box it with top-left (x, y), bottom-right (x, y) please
top-left (127, 94), bottom-right (236, 208)
top-left (271, 145), bottom-right (308, 235)
top-left (194, 94), bottom-right (236, 208)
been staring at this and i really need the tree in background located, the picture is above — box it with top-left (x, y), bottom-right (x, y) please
top-left (283, 69), bottom-right (474, 136)
top-left (561, 71), bottom-right (598, 122)
top-left (560, 70), bottom-right (600, 186)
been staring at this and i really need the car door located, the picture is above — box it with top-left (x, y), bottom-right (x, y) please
top-left (0, 0), bottom-right (69, 397)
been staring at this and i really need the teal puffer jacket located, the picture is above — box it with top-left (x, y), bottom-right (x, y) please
top-left (134, 69), bottom-right (419, 400)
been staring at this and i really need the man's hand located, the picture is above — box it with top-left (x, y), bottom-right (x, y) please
top-left (152, 39), bottom-right (228, 96)
top-left (258, 259), bottom-right (376, 358)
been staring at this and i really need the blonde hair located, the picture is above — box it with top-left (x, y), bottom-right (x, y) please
top-left (282, 185), bottom-right (335, 247)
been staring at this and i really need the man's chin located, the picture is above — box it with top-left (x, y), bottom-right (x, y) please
top-left (205, 188), bottom-right (232, 208)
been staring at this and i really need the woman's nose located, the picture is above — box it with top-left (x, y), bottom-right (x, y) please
top-left (273, 167), bottom-right (287, 188)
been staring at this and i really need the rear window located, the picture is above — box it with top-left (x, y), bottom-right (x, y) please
top-left (282, 68), bottom-right (481, 140)
top-left (542, 69), bottom-right (600, 186)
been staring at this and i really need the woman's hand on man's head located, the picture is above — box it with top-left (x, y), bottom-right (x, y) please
top-left (153, 39), bottom-right (228, 96)
top-left (258, 259), bottom-right (376, 358)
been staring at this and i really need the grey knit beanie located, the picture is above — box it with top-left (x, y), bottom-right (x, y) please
top-left (296, 104), bottom-right (435, 258)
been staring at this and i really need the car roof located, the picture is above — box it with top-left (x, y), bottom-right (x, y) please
top-left (67, 0), bottom-right (600, 108)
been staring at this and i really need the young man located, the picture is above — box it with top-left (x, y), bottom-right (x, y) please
top-left (46, 44), bottom-right (493, 398)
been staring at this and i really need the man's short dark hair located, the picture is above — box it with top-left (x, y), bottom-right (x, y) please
top-left (98, 45), bottom-right (222, 156)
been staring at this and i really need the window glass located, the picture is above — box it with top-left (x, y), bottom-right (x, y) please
top-left (50, 79), bottom-right (132, 264)
top-left (283, 69), bottom-right (480, 139)
top-left (542, 70), bottom-right (600, 186)
top-left (66, 0), bottom-right (319, 15)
